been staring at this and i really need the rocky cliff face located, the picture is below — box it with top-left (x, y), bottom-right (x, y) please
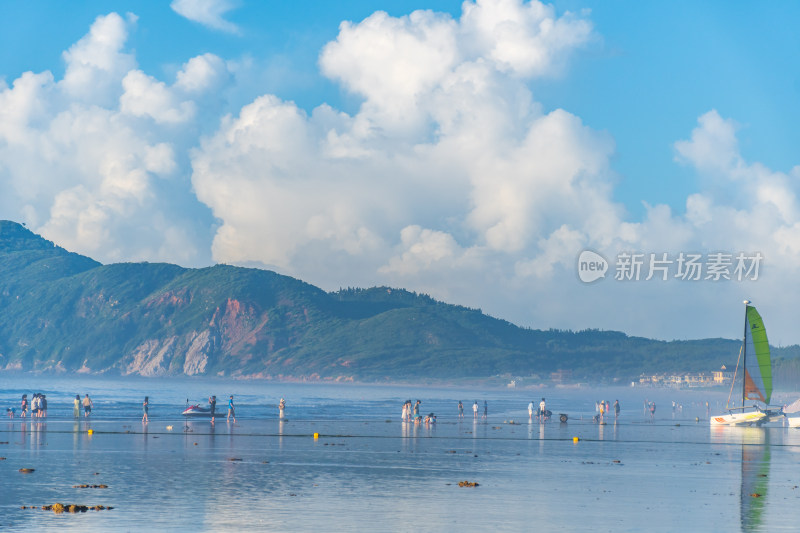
top-left (120, 297), bottom-right (282, 377)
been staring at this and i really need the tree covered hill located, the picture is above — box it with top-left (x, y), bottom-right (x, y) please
top-left (0, 220), bottom-right (796, 383)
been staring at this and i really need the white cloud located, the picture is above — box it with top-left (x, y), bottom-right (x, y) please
top-left (4, 1), bottom-right (800, 343)
top-left (120, 70), bottom-right (196, 123)
top-left (459, 0), bottom-right (593, 76)
top-left (175, 53), bottom-right (230, 93)
top-left (0, 13), bottom-right (220, 266)
top-left (380, 225), bottom-right (463, 275)
top-left (60, 13), bottom-right (137, 105)
top-left (171, 0), bottom-right (240, 34)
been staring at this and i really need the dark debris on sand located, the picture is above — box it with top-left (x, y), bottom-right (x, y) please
top-left (22, 503), bottom-right (114, 513)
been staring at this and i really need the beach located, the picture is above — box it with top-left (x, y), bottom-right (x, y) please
top-left (2, 377), bottom-right (800, 531)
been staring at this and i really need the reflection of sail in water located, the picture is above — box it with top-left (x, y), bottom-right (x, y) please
top-left (710, 426), bottom-right (770, 531)
top-left (740, 433), bottom-right (770, 531)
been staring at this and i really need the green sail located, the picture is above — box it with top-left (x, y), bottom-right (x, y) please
top-left (744, 305), bottom-right (772, 405)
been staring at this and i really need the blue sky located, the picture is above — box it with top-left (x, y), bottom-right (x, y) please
top-left (2, 0), bottom-right (800, 343)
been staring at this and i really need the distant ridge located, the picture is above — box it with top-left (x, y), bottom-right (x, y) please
top-left (1, 220), bottom-right (799, 384)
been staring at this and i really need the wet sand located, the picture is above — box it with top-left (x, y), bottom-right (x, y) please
top-left (3, 415), bottom-right (800, 532)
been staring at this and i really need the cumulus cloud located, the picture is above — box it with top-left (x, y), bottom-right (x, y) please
top-left (60, 13), bottom-right (137, 105)
top-left (0, 13), bottom-right (226, 265)
top-left (3, 1), bottom-right (800, 343)
top-left (120, 70), bottom-right (196, 123)
top-left (171, 0), bottom-right (240, 34)
top-left (195, 0), bottom-right (602, 282)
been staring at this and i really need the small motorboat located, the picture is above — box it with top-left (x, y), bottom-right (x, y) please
top-left (182, 404), bottom-right (218, 418)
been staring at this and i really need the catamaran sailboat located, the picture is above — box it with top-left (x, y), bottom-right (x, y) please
top-left (710, 300), bottom-right (782, 426)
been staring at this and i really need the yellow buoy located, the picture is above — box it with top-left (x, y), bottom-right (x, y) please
top-left (573, 436), bottom-right (579, 443)
top-left (88, 429), bottom-right (93, 435)
top-left (313, 433), bottom-right (319, 439)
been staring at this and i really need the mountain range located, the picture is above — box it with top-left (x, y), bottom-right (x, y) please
top-left (2, 220), bottom-right (799, 385)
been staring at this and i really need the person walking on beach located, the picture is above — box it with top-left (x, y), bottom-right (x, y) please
top-left (279, 397), bottom-right (285, 419)
top-left (539, 398), bottom-right (547, 420)
top-left (209, 396), bottom-right (216, 424)
top-left (142, 396), bottom-right (149, 423)
top-left (473, 401), bottom-right (478, 419)
top-left (73, 395), bottom-right (80, 418)
top-left (482, 401), bottom-right (488, 419)
top-left (598, 400), bottom-right (605, 421)
top-left (528, 401), bottom-right (534, 421)
top-left (83, 394), bottom-right (93, 417)
top-left (227, 395), bottom-right (235, 423)
top-left (20, 394), bottom-right (28, 418)
top-left (458, 401), bottom-right (464, 419)
top-left (614, 400), bottom-right (620, 419)
top-left (649, 402), bottom-right (656, 421)
top-left (413, 400), bottom-right (421, 420)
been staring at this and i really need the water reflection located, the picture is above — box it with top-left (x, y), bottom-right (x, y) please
top-left (709, 427), bottom-right (770, 532)
top-left (741, 433), bottom-right (769, 532)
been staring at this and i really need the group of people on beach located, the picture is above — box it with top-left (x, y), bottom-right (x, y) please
top-left (205, 394), bottom-right (285, 424)
top-left (7, 393), bottom-right (292, 422)
top-left (401, 399), bottom-right (437, 425)
top-left (6, 393), bottom-right (94, 418)
top-left (593, 399), bottom-right (621, 421)
top-left (404, 399), bottom-right (492, 424)
top-left (455, 400), bottom-right (486, 419)
top-left (528, 398), bottom-right (550, 420)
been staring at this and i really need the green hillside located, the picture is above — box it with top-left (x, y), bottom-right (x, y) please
top-left (0, 220), bottom-right (796, 383)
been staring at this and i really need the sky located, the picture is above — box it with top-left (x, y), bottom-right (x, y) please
top-left (2, 0), bottom-right (800, 344)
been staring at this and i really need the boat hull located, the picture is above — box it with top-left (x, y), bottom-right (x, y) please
top-left (787, 416), bottom-right (800, 428)
top-left (710, 411), bottom-right (767, 426)
top-left (182, 405), bottom-right (219, 418)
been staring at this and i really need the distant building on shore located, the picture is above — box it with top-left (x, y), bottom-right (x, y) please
top-left (638, 365), bottom-right (732, 388)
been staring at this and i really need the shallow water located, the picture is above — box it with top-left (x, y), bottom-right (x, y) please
top-left (1, 376), bottom-right (799, 531)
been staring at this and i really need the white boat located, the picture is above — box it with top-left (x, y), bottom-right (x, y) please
top-left (710, 300), bottom-right (781, 426)
top-left (182, 404), bottom-right (219, 418)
